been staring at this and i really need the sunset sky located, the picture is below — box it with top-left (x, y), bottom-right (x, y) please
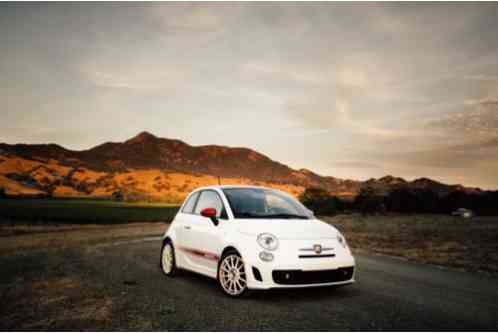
top-left (1, 3), bottom-right (498, 189)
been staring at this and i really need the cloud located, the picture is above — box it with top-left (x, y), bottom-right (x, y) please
top-left (81, 66), bottom-right (185, 92)
top-left (157, 5), bottom-right (227, 32)
top-left (243, 61), bottom-right (327, 85)
top-left (330, 161), bottom-right (382, 170)
top-left (464, 75), bottom-right (498, 82)
top-left (2, 3), bottom-right (498, 188)
top-left (373, 137), bottom-right (498, 170)
top-left (429, 99), bottom-right (498, 143)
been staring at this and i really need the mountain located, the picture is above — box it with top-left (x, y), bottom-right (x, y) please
top-left (0, 132), bottom-right (481, 202)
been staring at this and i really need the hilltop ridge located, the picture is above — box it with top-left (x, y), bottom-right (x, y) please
top-left (0, 132), bottom-right (481, 202)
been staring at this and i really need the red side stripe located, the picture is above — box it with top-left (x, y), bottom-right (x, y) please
top-left (179, 246), bottom-right (220, 261)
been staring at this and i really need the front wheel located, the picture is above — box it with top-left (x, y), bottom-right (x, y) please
top-left (218, 251), bottom-right (248, 297)
top-left (160, 239), bottom-right (177, 276)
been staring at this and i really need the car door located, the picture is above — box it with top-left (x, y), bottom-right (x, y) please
top-left (183, 190), bottom-right (227, 276)
top-left (174, 191), bottom-right (200, 267)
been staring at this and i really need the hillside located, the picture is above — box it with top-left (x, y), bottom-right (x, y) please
top-left (0, 132), bottom-right (481, 203)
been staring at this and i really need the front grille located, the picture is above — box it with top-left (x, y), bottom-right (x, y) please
top-left (272, 267), bottom-right (354, 285)
top-left (298, 254), bottom-right (336, 259)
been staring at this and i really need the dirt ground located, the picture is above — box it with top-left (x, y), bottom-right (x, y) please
top-left (1, 213), bottom-right (497, 274)
top-left (0, 222), bottom-right (168, 255)
top-left (324, 214), bottom-right (498, 275)
top-left (1, 236), bottom-right (497, 331)
top-left (1, 215), bottom-right (498, 330)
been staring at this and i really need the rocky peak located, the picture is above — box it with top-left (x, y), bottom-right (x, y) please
top-left (125, 131), bottom-right (158, 145)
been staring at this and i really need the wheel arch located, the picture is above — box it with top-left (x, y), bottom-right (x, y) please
top-left (220, 245), bottom-right (241, 258)
top-left (161, 236), bottom-right (180, 269)
top-left (163, 224), bottom-right (178, 243)
top-left (217, 245), bottom-right (242, 277)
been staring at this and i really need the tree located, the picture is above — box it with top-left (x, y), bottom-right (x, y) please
top-left (414, 189), bottom-right (439, 213)
top-left (112, 190), bottom-right (124, 201)
top-left (385, 188), bottom-right (416, 213)
top-left (0, 187), bottom-right (6, 199)
top-left (299, 187), bottom-right (342, 216)
top-left (354, 187), bottom-right (385, 215)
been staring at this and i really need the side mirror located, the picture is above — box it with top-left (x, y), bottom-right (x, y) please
top-left (201, 207), bottom-right (219, 226)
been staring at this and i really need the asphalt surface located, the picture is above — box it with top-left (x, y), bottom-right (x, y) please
top-left (2, 237), bottom-right (498, 331)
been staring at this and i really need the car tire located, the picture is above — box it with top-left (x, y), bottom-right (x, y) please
top-left (217, 250), bottom-right (249, 297)
top-left (160, 239), bottom-right (177, 277)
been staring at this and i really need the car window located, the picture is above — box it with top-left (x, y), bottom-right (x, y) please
top-left (223, 188), bottom-right (311, 219)
top-left (266, 192), bottom-right (298, 214)
top-left (194, 190), bottom-right (227, 219)
top-left (182, 192), bottom-right (199, 214)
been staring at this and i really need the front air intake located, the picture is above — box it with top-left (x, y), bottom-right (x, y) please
top-left (272, 267), bottom-right (354, 285)
top-left (252, 266), bottom-right (263, 282)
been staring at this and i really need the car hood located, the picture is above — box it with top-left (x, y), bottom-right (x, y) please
top-left (237, 218), bottom-right (338, 240)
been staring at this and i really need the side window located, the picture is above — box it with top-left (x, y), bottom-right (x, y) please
top-left (182, 192), bottom-right (199, 214)
top-left (194, 191), bottom-right (227, 219)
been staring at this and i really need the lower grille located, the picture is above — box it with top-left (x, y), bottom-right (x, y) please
top-left (252, 266), bottom-right (263, 282)
top-left (298, 254), bottom-right (336, 258)
top-left (272, 267), bottom-right (354, 285)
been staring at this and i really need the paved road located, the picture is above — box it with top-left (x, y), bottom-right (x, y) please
top-left (93, 238), bottom-right (498, 331)
top-left (2, 237), bottom-right (498, 331)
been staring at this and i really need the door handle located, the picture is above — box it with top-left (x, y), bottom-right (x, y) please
top-left (184, 225), bottom-right (191, 230)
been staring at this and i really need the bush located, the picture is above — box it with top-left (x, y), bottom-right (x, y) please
top-left (439, 190), bottom-right (498, 216)
top-left (301, 185), bottom-right (498, 216)
top-left (385, 188), bottom-right (418, 213)
top-left (354, 187), bottom-right (385, 215)
top-left (111, 190), bottom-right (124, 201)
top-left (299, 187), bottom-right (343, 215)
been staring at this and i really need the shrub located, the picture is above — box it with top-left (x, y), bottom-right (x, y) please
top-left (354, 187), bottom-right (385, 215)
top-left (299, 187), bottom-right (342, 215)
top-left (112, 190), bottom-right (124, 201)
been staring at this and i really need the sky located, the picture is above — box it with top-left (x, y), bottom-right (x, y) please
top-left (1, 2), bottom-right (498, 189)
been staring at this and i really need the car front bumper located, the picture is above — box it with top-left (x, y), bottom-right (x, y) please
top-left (242, 244), bottom-right (356, 290)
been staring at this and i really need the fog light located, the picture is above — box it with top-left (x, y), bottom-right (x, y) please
top-left (259, 251), bottom-right (274, 262)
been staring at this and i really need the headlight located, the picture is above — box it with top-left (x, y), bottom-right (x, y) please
top-left (257, 233), bottom-right (279, 251)
top-left (337, 233), bottom-right (348, 249)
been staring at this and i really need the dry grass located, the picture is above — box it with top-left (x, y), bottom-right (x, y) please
top-left (71, 168), bottom-right (107, 184)
top-left (324, 214), bottom-right (498, 275)
top-left (52, 185), bottom-right (81, 196)
top-left (105, 169), bottom-right (305, 202)
top-left (0, 222), bottom-right (168, 255)
top-left (0, 155), bottom-right (42, 174)
top-left (0, 151), bottom-right (306, 201)
top-left (0, 174), bottom-right (45, 195)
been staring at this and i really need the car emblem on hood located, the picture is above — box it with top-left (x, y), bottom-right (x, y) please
top-left (313, 244), bottom-right (322, 254)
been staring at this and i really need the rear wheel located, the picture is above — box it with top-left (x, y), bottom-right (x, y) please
top-left (218, 250), bottom-right (248, 297)
top-left (160, 239), bottom-right (177, 276)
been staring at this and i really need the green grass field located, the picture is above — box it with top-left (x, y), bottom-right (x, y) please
top-left (0, 199), bottom-right (179, 224)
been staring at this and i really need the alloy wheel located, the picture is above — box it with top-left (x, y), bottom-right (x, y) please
top-left (161, 243), bottom-right (174, 275)
top-left (219, 253), bottom-right (247, 296)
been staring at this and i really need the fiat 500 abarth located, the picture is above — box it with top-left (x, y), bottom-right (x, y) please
top-left (160, 185), bottom-right (355, 297)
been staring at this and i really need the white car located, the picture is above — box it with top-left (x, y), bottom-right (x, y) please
top-left (160, 185), bottom-right (356, 297)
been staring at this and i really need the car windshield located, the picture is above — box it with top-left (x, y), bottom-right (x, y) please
top-left (222, 188), bottom-right (313, 219)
